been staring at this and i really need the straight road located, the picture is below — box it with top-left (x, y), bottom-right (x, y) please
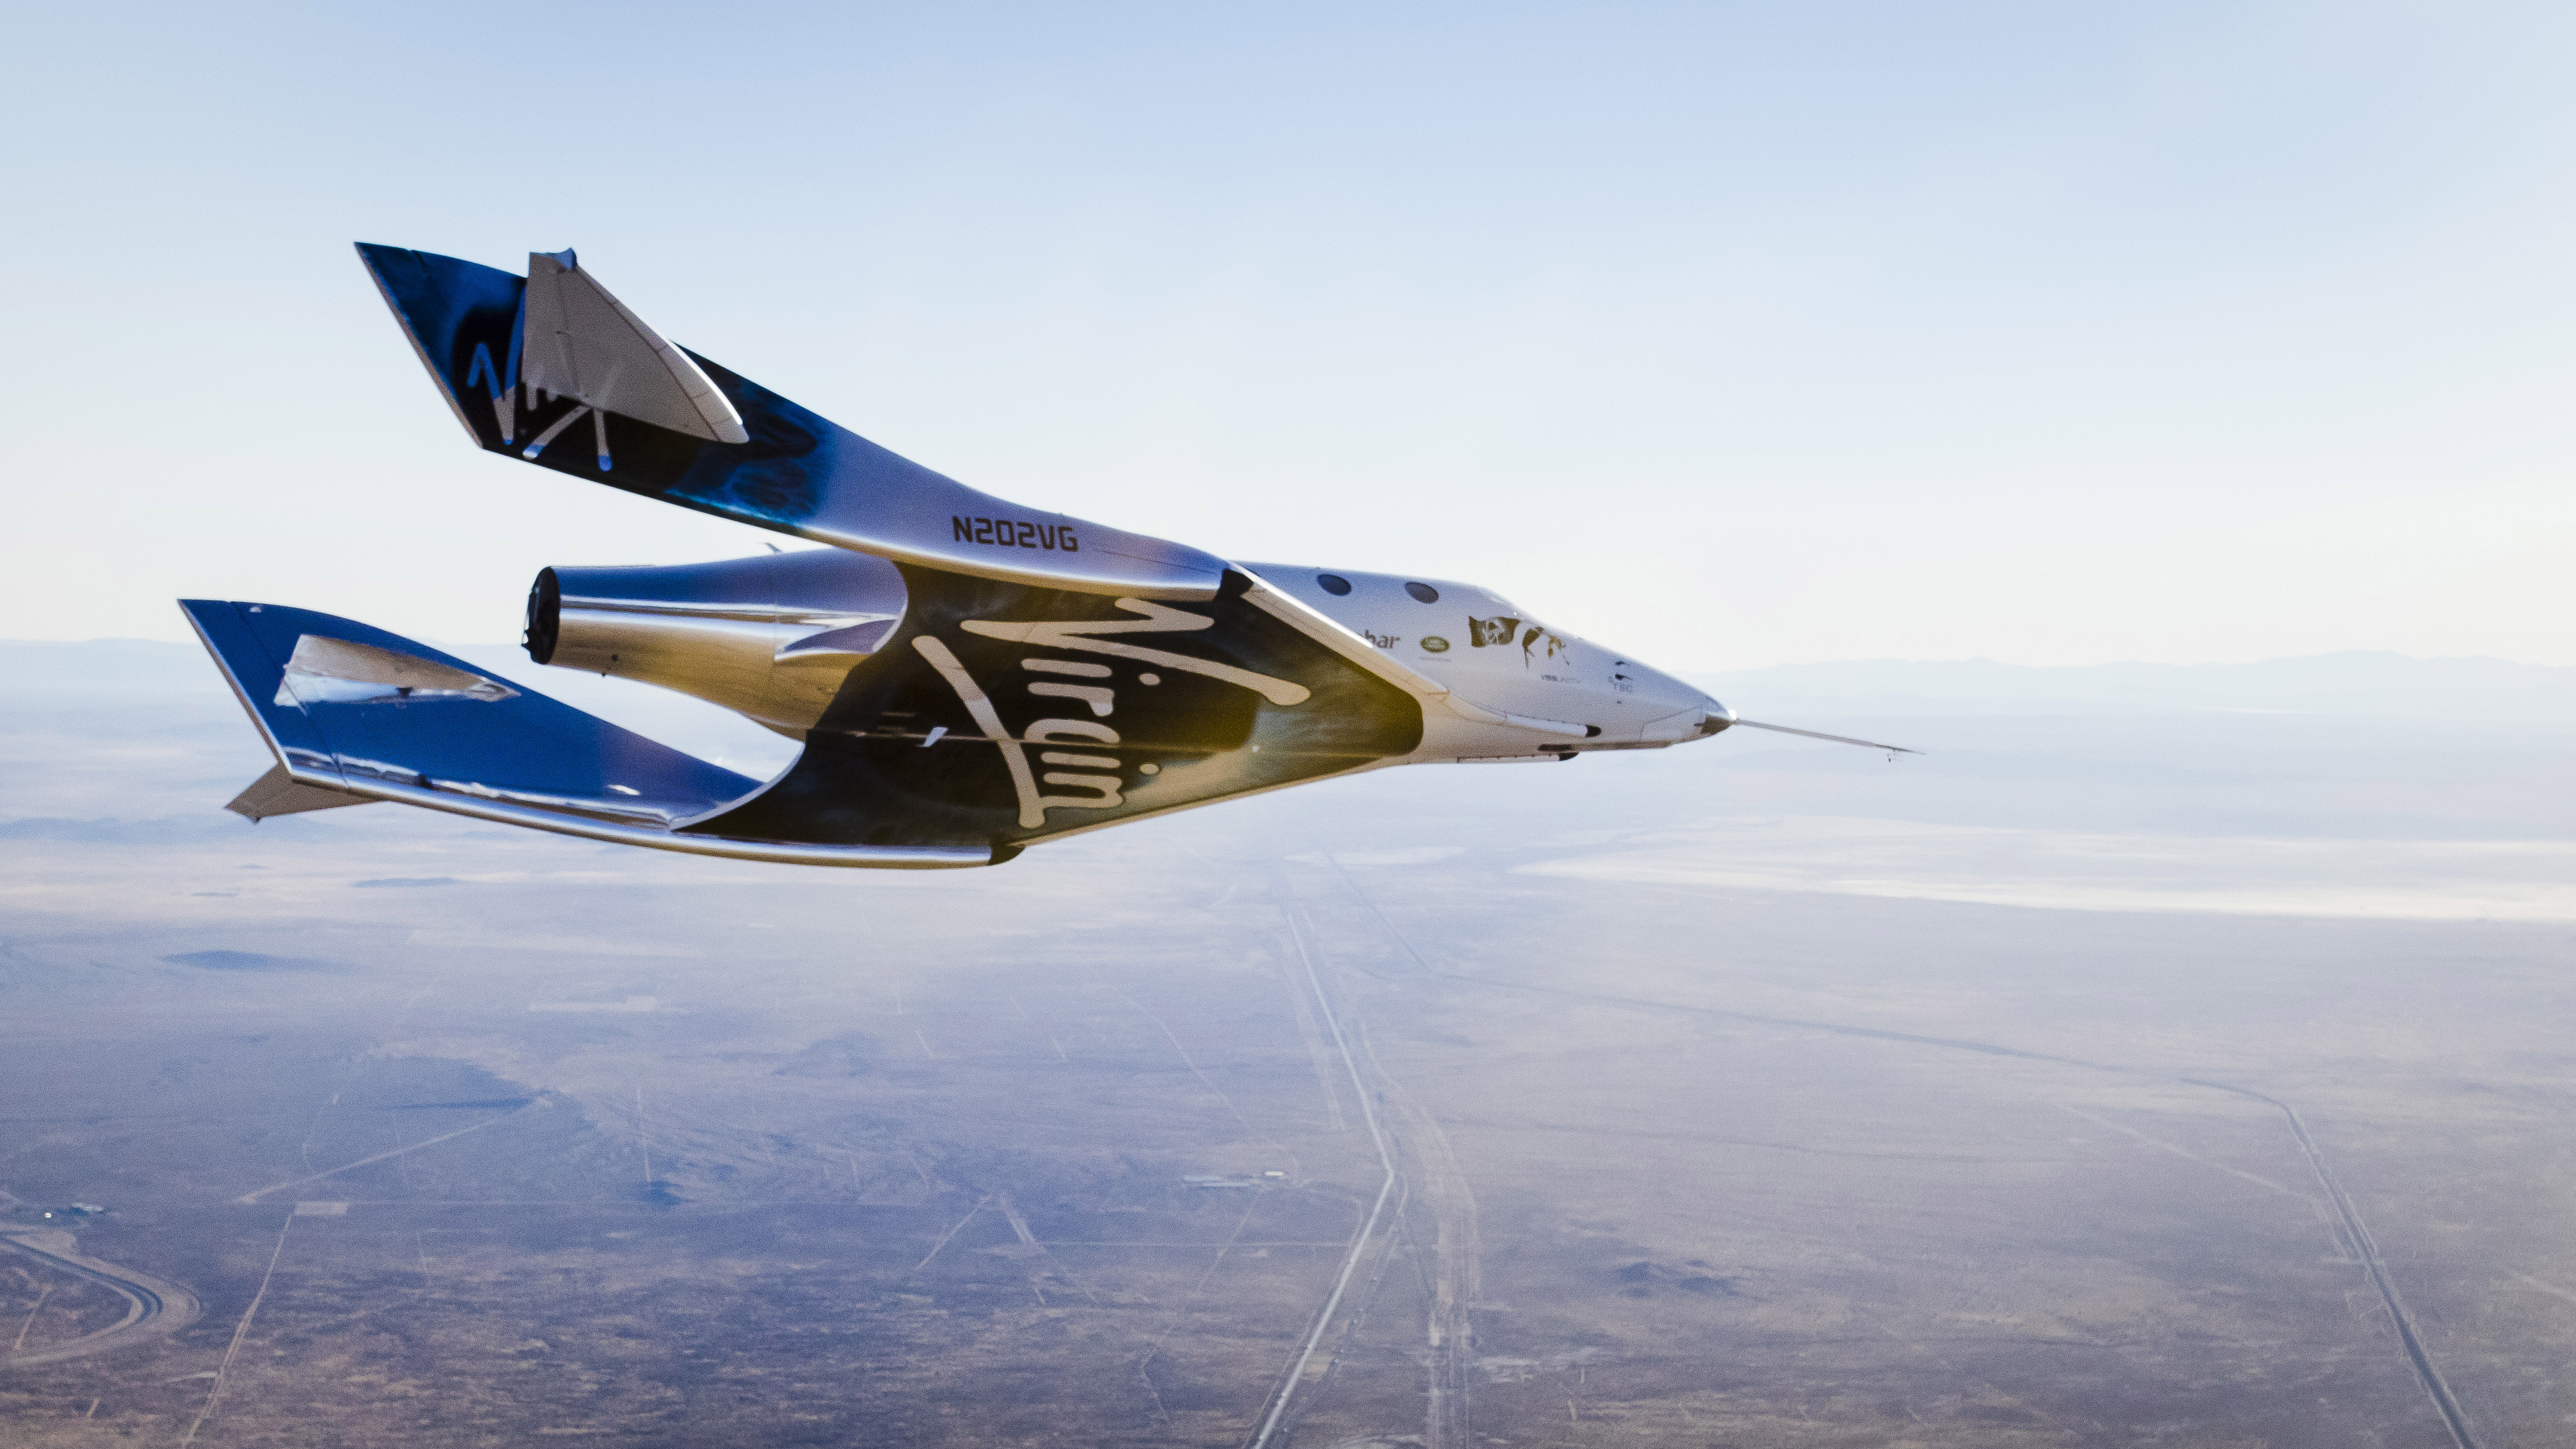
top-left (1247, 905), bottom-right (1399, 1449)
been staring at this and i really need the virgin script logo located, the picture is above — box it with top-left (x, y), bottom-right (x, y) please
top-left (913, 599), bottom-right (1310, 829)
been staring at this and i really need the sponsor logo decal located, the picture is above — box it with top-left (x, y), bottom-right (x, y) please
top-left (952, 516), bottom-right (1081, 552)
top-left (1420, 635), bottom-right (1451, 653)
top-left (915, 599), bottom-right (1310, 829)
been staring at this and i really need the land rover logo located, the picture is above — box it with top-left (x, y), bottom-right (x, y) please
top-left (1421, 635), bottom-right (1451, 653)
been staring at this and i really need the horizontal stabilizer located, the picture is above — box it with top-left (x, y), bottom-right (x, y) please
top-left (181, 599), bottom-right (992, 868)
top-left (225, 763), bottom-right (374, 821)
top-left (521, 250), bottom-right (749, 446)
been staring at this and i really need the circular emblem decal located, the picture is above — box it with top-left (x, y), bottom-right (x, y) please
top-left (1420, 635), bottom-right (1451, 653)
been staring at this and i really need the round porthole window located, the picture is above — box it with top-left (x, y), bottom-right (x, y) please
top-left (1316, 574), bottom-right (1352, 596)
top-left (1421, 635), bottom-right (1451, 653)
top-left (1405, 582), bottom-right (1439, 603)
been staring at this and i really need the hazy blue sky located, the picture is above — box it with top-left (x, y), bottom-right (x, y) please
top-left (6, 2), bottom-right (2571, 668)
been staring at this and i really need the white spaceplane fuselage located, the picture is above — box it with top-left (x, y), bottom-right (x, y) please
top-left (1252, 565), bottom-right (1729, 763)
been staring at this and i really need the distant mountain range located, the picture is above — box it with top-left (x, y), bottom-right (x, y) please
top-left (6, 639), bottom-right (228, 698)
top-left (1694, 652), bottom-right (2576, 720)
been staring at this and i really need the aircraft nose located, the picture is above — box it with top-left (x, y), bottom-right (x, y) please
top-left (1692, 696), bottom-right (1736, 740)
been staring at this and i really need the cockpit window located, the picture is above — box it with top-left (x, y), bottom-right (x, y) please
top-left (1404, 582), bottom-right (1439, 603)
top-left (1316, 574), bottom-right (1353, 596)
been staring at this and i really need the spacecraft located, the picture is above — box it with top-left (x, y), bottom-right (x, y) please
top-left (183, 247), bottom-right (1904, 868)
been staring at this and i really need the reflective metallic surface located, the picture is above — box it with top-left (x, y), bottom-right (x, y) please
top-left (683, 566), bottom-right (1426, 852)
top-left (182, 597), bottom-right (1001, 869)
top-left (357, 243), bottom-right (1230, 599)
top-left (531, 550), bottom-right (908, 737)
top-left (294, 772), bottom-right (995, 869)
top-left (187, 242), bottom-right (1899, 869)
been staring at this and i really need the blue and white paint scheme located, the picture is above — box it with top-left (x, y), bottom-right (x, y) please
top-left (183, 245), bottom-right (1906, 869)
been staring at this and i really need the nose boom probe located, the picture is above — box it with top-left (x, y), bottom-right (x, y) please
top-left (1727, 718), bottom-right (1922, 759)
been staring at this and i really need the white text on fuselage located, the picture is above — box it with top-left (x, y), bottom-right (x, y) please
top-left (914, 600), bottom-right (1311, 830)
